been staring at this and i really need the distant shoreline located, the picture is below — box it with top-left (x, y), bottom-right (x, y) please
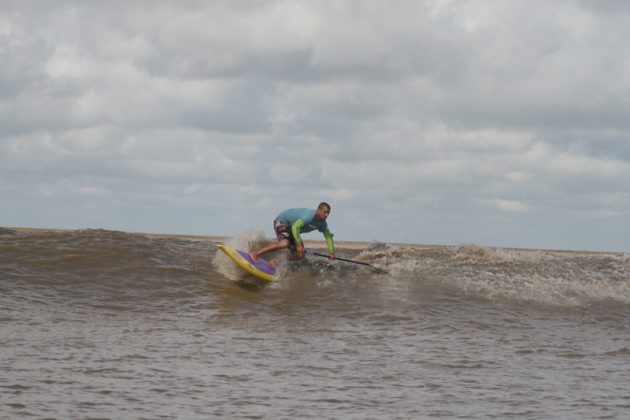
top-left (2, 226), bottom-right (625, 257)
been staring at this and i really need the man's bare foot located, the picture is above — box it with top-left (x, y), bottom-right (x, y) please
top-left (269, 259), bottom-right (278, 269)
top-left (250, 251), bottom-right (259, 263)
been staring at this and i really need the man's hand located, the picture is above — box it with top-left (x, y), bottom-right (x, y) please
top-left (296, 244), bottom-right (306, 259)
top-left (328, 253), bottom-right (336, 260)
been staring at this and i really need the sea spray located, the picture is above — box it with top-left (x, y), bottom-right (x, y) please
top-left (356, 242), bottom-right (630, 307)
top-left (212, 229), bottom-right (275, 282)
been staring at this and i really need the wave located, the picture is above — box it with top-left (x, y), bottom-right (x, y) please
top-left (1, 229), bottom-right (629, 310)
top-left (356, 242), bottom-right (630, 307)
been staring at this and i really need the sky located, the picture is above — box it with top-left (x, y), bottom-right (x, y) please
top-left (1, 0), bottom-right (629, 252)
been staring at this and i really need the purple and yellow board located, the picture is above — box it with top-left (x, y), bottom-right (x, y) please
top-left (217, 244), bottom-right (278, 282)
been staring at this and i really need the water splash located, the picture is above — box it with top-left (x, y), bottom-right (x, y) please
top-left (211, 229), bottom-right (271, 282)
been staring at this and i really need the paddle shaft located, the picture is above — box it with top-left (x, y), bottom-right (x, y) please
top-left (310, 252), bottom-right (387, 273)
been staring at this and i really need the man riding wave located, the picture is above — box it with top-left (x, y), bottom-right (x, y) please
top-left (250, 202), bottom-right (336, 264)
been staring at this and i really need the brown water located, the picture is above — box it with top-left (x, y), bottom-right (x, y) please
top-left (1, 229), bottom-right (629, 419)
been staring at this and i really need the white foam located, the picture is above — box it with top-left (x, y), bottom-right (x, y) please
top-left (354, 242), bottom-right (630, 307)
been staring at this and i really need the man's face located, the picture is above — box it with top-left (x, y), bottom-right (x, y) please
top-left (316, 207), bottom-right (330, 220)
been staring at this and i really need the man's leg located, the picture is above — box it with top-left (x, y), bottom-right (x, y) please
top-left (250, 239), bottom-right (289, 262)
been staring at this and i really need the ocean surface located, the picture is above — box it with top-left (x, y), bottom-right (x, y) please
top-left (1, 228), bottom-right (629, 419)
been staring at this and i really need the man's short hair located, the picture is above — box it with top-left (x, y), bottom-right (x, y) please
top-left (318, 202), bottom-right (331, 211)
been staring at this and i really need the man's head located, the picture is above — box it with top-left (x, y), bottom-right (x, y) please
top-left (315, 202), bottom-right (331, 220)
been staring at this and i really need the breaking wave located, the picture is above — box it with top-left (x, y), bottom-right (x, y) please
top-left (1, 229), bottom-right (629, 310)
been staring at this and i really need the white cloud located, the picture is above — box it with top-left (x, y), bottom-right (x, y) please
top-left (45, 45), bottom-right (91, 81)
top-left (504, 171), bottom-right (530, 182)
top-left (492, 199), bottom-right (530, 213)
top-left (76, 186), bottom-right (111, 197)
top-left (183, 184), bottom-right (203, 195)
top-left (550, 153), bottom-right (628, 177)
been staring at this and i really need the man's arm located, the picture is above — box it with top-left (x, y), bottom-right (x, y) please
top-left (291, 219), bottom-right (305, 246)
top-left (291, 219), bottom-right (306, 258)
top-left (323, 231), bottom-right (335, 260)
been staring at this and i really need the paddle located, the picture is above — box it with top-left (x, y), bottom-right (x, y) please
top-left (309, 251), bottom-right (388, 274)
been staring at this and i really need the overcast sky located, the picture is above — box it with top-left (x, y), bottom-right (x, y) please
top-left (1, 0), bottom-right (629, 251)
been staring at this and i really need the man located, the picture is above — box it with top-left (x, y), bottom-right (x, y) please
top-left (251, 202), bottom-right (336, 263)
